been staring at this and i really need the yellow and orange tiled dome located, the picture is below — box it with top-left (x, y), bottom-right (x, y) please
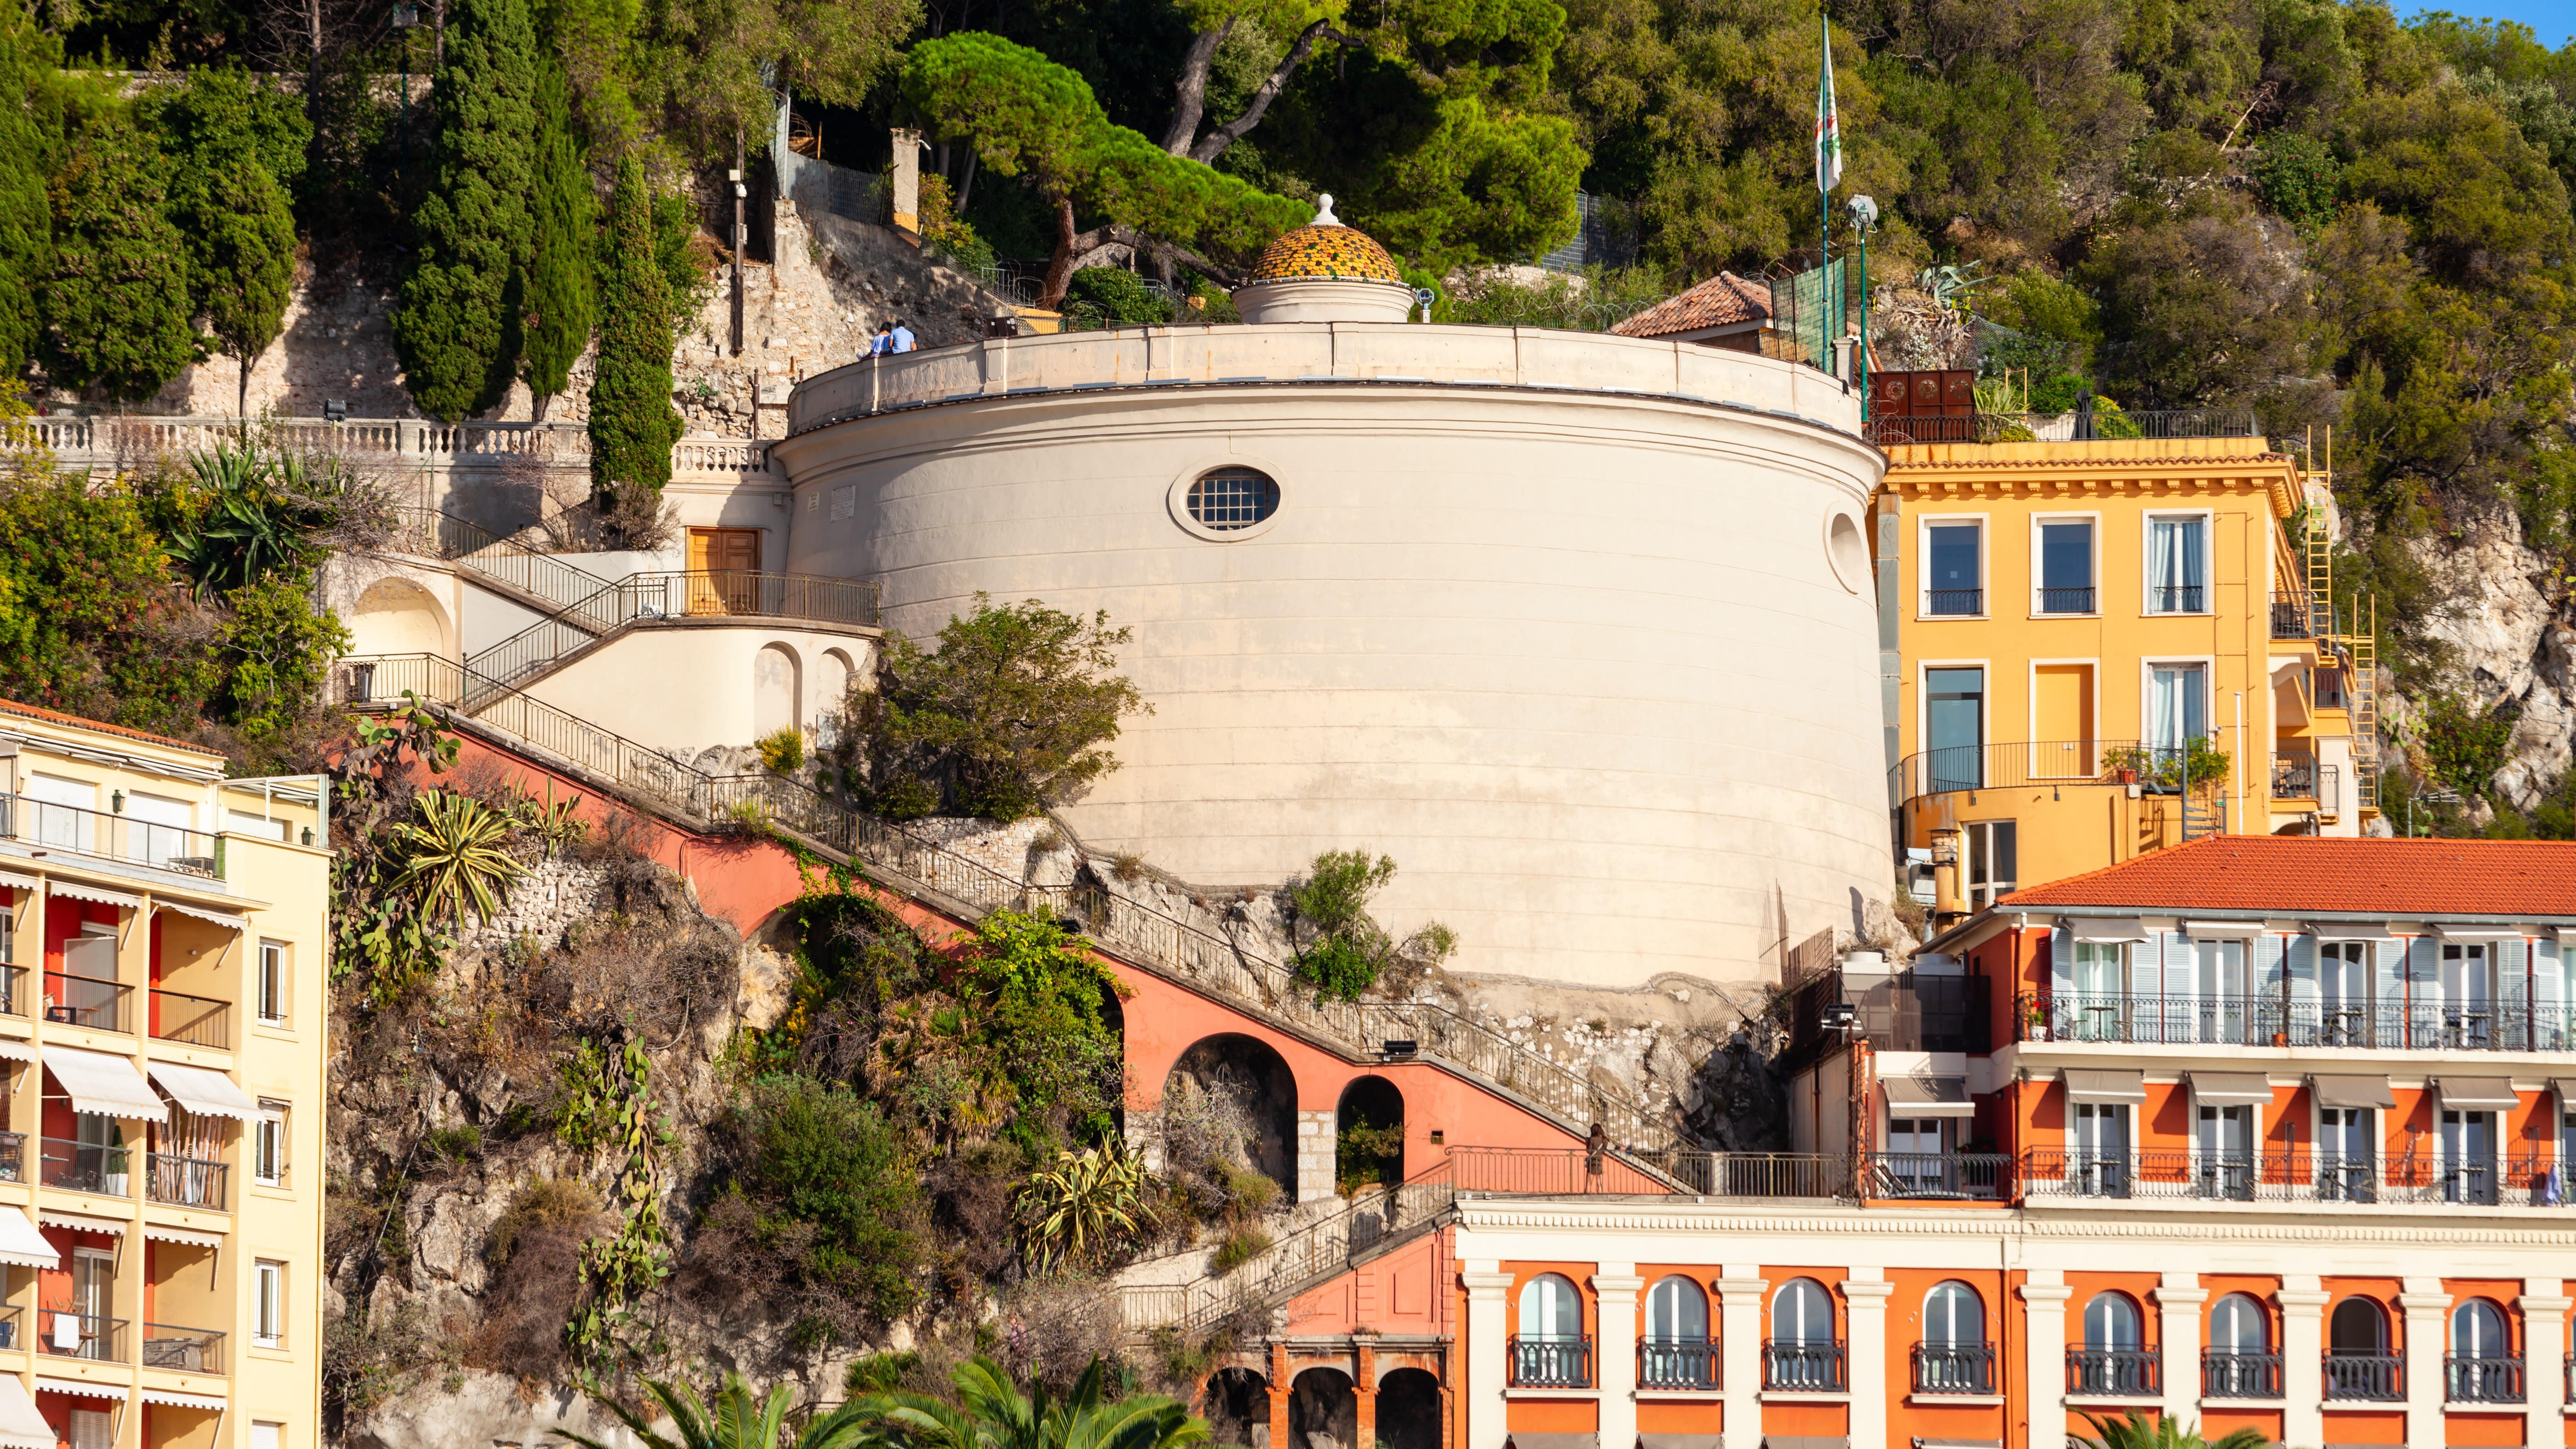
top-left (1248, 196), bottom-right (1404, 284)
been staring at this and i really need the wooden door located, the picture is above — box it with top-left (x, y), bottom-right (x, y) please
top-left (686, 528), bottom-right (761, 613)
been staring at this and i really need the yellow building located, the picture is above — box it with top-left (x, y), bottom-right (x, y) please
top-left (1872, 419), bottom-right (2380, 917)
top-left (0, 703), bottom-right (326, 1449)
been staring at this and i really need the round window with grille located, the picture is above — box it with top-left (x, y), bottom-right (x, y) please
top-left (1187, 468), bottom-right (1281, 531)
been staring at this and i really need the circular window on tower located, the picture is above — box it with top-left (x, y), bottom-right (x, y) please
top-left (1188, 468), bottom-right (1281, 531)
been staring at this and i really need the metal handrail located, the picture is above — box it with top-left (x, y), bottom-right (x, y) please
top-left (142, 1322), bottom-right (226, 1374)
top-left (1867, 409), bottom-right (2260, 445)
top-left (333, 655), bottom-right (1681, 1160)
top-left (1890, 738), bottom-right (2147, 805)
top-left (0, 1131), bottom-right (26, 1184)
top-left (2271, 751), bottom-right (2319, 799)
top-left (148, 1153), bottom-right (227, 1209)
top-left (1118, 1155), bottom-right (1457, 1332)
top-left (2203, 1350), bottom-right (2283, 1398)
top-left (2271, 593), bottom-right (2313, 638)
top-left (2446, 1353), bottom-right (2523, 1403)
top-left (1911, 1342), bottom-right (1995, 1394)
top-left (44, 969), bottom-right (130, 1033)
top-left (2, 795), bottom-right (220, 878)
top-left (464, 569), bottom-right (883, 704)
top-left (1763, 1342), bottom-right (1846, 1391)
top-left (1510, 1336), bottom-right (1592, 1388)
top-left (2037, 585), bottom-right (2096, 614)
top-left (40, 1138), bottom-right (131, 1196)
top-left (150, 988), bottom-right (228, 1049)
top-left (2067, 1347), bottom-right (2159, 1396)
top-left (1639, 1338), bottom-right (1719, 1389)
top-left (35, 1311), bottom-right (123, 1361)
top-left (2324, 1351), bottom-right (2404, 1401)
top-left (384, 506), bottom-right (615, 615)
top-left (2018, 989), bottom-right (2571, 1052)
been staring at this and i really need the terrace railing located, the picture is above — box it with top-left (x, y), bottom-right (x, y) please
top-left (2068, 1348), bottom-right (2159, 1396)
top-left (2324, 1352), bottom-right (2404, 1401)
top-left (1866, 409), bottom-right (2260, 446)
top-left (1912, 1343), bottom-right (1996, 1395)
top-left (1639, 1339), bottom-right (1719, 1390)
top-left (2018, 989), bottom-right (2576, 1053)
top-left (1, 794), bottom-right (220, 879)
top-left (1890, 739), bottom-right (2146, 805)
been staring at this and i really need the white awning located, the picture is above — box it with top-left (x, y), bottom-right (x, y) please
top-left (2312, 923), bottom-right (2394, 941)
top-left (2438, 1077), bottom-right (2522, 1110)
top-left (0, 1376), bottom-right (51, 1449)
top-left (0, 1037), bottom-right (34, 1065)
top-left (2063, 1069), bottom-right (2149, 1104)
top-left (140, 1390), bottom-right (224, 1411)
top-left (2436, 924), bottom-right (2526, 944)
top-left (148, 1062), bottom-right (256, 1121)
top-left (0, 871), bottom-right (37, 895)
top-left (153, 901), bottom-right (247, 934)
top-left (0, 1208), bottom-right (57, 1270)
top-left (38, 1212), bottom-right (124, 1237)
top-left (2071, 917), bottom-right (2151, 943)
top-left (34, 1378), bottom-right (126, 1403)
top-left (46, 882), bottom-right (139, 911)
top-left (2188, 1072), bottom-right (2276, 1106)
top-left (2185, 919), bottom-right (2262, 938)
top-left (44, 1046), bottom-right (164, 1119)
top-left (2312, 1076), bottom-right (2397, 1110)
top-left (1884, 1076), bottom-right (1975, 1118)
top-left (141, 1224), bottom-right (222, 1249)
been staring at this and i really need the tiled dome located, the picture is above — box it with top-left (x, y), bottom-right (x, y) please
top-left (1248, 196), bottom-right (1404, 284)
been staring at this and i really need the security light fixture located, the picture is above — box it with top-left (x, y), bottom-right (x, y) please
top-left (1846, 194), bottom-right (1879, 231)
top-left (1820, 1001), bottom-right (1857, 1033)
top-left (1381, 1038), bottom-right (1419, 1058)
top-left (323, 399), bottom-right (348, 423)
top-left (389, 2), bottom-right (419, 25)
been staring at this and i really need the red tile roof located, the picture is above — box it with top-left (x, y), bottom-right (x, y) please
top-left (1611, 272), bottom-right (1771, 339)
top-left (0, 697), bottom-right (223, 757)
top-left (1996, 835), bottom-right (2576, 918)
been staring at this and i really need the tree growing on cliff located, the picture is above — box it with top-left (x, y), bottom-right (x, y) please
top-left (39, 113), bottom-right (199, 402)
top-left (522, 61), bottom-right (592, 420)
top-left (902, 33), bottom-right (1307, 309)
top-left (588, 154), bottom-right (681, 499)
top-left (144, 69), bottom-right (311, 416)
top-left (392, 0), bottom-right (542, 423)
top-left (0, 8), bottom-right (58, 375)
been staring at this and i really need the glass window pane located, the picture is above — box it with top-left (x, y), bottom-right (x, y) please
top-left (2041, 522), bottom-right (2093, 589)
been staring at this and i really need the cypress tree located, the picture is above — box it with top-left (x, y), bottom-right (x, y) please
top-left (391, 0), bottom-right (543, 423)
top-left (39, 115), bottom-right (197, 402)
top-left (0, 8), bottom-right (57, 376)
top-left (522, 60), bottom-right (592, 420)
top-left (147, 70), bottom-right (311, 417)
top-left (588, 154), bottom-right (681, 495)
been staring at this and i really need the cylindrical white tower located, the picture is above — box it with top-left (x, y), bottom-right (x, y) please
top-left (776, 271), bottom-right (1888, 990)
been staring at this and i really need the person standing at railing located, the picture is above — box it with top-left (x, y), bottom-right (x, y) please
top-left (890, 319), bottom-right (917, 353)
top-left (867, 322), bottom-right (894, 357)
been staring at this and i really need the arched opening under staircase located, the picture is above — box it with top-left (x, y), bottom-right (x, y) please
top-left (1335, 1075), bottom-right (1404, 1195)
top-left (1164, 1033), bottom-right (1299, 1202)
top-left (1288, 1368), bottom-right (1355, 1449)
top-left (1374, 1367), bottom-right (1441, 1449)
top-left (1199, 1366), bottom-right (1269, 1446)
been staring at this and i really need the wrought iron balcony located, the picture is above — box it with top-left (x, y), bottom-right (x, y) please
top-left (2324, 1352), bottom-right (2404, 1401)
top-left (1509, 1336), bottom-right (1592, 1388)
top-left (1763, 1342), bottom-right (1846, 1391)
top-left (2203, 1350), bottom-right (2282, 1398)
top-left (2067, 1347), bottom-right (2158, 1396)
top-left (1912, 1342), bottom-right (1996, 1394)
top-left (2446, 1354), bottom-right (2523, 1403)
top-left (2015, 990), bottom-right (2576, 1052)
top-left (1638, 1338), bottom-right (1718, 1390)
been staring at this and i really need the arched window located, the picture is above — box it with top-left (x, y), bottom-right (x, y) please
top-left (1517, 1274), bottom-right (1582, 1341)
top-left (1771, 1279), bottom-right (1833, 1345)
top-left (2083, 1293), bottom-right (2142, 1352)
top-left (1643, 1276), bottom-right (1708, 1343)
top-left (2211, 1294), bottom-right (2270, 1353)
top-left (2453, 1299), bottom-right (2509, 1358)
top-left (1924, 1282), bottom-right (1985, 1345)
top-left (2330, 1297), bottom-right (2387, 1354)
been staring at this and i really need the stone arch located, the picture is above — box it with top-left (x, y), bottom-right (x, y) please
top-left (1199, 1367), bottom-right (1269, 1447)
top-left (1288, 1368), bottom-right (1355, 1449)
top-left (754, 643), bottom-right (801, 737)
top-left (349, 576), bottom-right (450, 658)
top-left (1163, 1033), bottom-right (1298, 1202)
top-left (1335, 1075), bottom-right (1404, 1194)
top-left (1373, 1368), bottom-right (1440, 1449)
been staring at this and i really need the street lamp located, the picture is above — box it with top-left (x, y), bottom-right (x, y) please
top-left (1847, 194), bottom-right (1878, 421)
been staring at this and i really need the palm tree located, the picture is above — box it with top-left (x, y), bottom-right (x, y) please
top-left (849, 1356), bottom-right (1207, 1449)
top-left (554, 1374), bottom-right (879, 1449)
top-left (2076, 1410), bottom-right (2271, 1449)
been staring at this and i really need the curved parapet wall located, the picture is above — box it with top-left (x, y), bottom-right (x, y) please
top-left (775, 324), bottom-right (1889, 990)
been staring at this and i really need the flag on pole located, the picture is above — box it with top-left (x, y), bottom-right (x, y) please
top-left (1814, 11), bottom-right (1843, 194)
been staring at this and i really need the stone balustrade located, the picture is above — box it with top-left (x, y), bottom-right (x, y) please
top-left (18, 415), bottom-right (779, 481)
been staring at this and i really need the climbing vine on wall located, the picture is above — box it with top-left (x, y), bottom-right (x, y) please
top-left (558, 1038), bottom-right (673, 1364)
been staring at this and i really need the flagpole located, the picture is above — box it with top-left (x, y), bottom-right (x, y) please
top-left (1818, 9), bottom-right (1831, 273)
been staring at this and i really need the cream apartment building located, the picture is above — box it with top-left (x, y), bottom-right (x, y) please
top-left (0, 702), bottom-right (325, 1449)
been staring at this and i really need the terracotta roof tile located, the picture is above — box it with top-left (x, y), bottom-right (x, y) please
top-left (0, 697), bottom-right (223, 757)
top-left (1996, 835), bottom-right (2576, 918)
top-left (1610, 272), bottom-right (1771, 339)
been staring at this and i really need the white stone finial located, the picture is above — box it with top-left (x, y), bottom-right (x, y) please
top-left (1313, 194), bottom-right (1340, 227)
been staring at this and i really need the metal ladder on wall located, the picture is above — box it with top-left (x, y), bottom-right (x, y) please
top-left (2301, 437), bottom-right (2381, 814)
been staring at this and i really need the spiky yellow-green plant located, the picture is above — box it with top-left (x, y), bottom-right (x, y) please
top-left (393, 790), bottom-right (525, 924)
top-left (1018, 1142), bottom-right (1147, 1270)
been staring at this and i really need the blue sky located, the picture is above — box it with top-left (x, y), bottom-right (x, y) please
top-left (2413, 0), bottom-right (2576, 44)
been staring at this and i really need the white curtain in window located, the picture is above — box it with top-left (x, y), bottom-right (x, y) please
top-left (2150, 667), bottom-right (2184, 751)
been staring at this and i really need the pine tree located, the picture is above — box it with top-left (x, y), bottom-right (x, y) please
top-left (588, 154), bottom-right (680, 496)
top-left (146, 70), bottom-right (312, 417)
top-left (0, 8), bottom-right (58, 376)
top-left (522, 60), bottom-right (592, 420)
top-left (391, 0), bottom-right (543, 423)
top-left (39, 115), bottom-right (198, 402)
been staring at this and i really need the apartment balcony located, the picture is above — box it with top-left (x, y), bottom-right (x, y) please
top-left (1911, 1343), bottom-right (1996, 1395)
top-left (1, 794), bottom-right (220, 879)
top-left (141, 1323), bottom-right (224, 1375)
top-left (146, 1154), bottom-right (227, 1210)
top-left (2147, 584), bottom-right (2207, 613)
top-left (2016, 990), bottom-right (2576, 1052)
top-left (2325, 1352), bottom-right (2404, 1401)
top-left (1865, 408), bottom-right (2260, 448)
top-left (35, 1311), bottom-right (123, 1362)
top-left (40, 1139), bottom-right (129, 1197)
top-left (2037, 585), bottom-right (2097, 615)
top-left (1508, 1336), bottom-right (1591, 1388)
top-left (2446, 1354), bottom-right (2522, 1403)
top-left (2020, 1148), bottom-right (2547, 1207)
top-left (0, 1131), bottom-right (27, 1185)
top-left (1638, 1339), bottom-right (1719, 1390)
top-left (149, 989), bottom-right (229, 1050)
top-left (2203, 1351), bottom-right (2283, 1398)
top-left (1888, 739), bottom-right (2239, 808)
top-left (1924, 587), bottom-right (1983, 617)
top-left (44, 971), bottom-right (131, 1033)
top-left (1763, 1342), bottom-right (1846, 1391)
top-left (2067, 1348), bottom-right (2158, 1396)
top-left (2271, 593), bottom-right (2315, 639)
top-left (1865, 1151), bottom-right (2013, 1201)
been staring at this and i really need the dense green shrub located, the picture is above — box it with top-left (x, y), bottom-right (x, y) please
top-left (1287, 849), bottom-right (1458, 1001)
top-left (2252, 130), bottom-right (2344, 231)
top-left (1061, 267), bottom-right (1171, 328)
top-left (721, 1077), bottom-right (925, 1323)
top-left (39, 112), bottom-right (197, 400)
top-left (2410, 694), bottom-right (2520, 798)
top-left (845, 595), bottom-right (1147, 822)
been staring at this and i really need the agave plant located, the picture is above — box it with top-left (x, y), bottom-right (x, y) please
top-left (2076, 1410), bottom-right (2269, 1449)
top-left (849, 1355), bottom-right (1205, 1449)
top-left (393, 790), bottom-right (525, 925)
top-left (1018, 1141), bottom-right (1148, 1271)
top-left (165, 444), bottom-right (332, 597)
